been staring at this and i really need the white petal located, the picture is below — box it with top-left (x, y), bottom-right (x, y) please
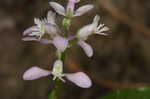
top-left (47, 11), bottom-right (56, 25)
top-left (34, 18), bottom-right (42, 25)
top-left (98, 26), bottom-right (109, 33)
top-left (49, 2), bottom-right (65, 16)
top-left (52, 36), bottom-right (68, 52)
top-left (77, 24), bottom-right (95, 39)
top-left (65, 72), bottom-right (92, 88)
top-left (74, 5), bottom-right (94, 17)
top-left (93, 15), bottom-right (100, 23)
top-left (23, 26), bottom-right (38, 35)
top-left (23, 66), bottom-right (51, 80)
top-left (78, 41), bottom-right (93, 57)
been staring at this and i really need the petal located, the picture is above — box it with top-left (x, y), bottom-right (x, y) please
top-left (52, 36), bottom-right (68, 52)
top-left (23, 66), bottom-right (51, 80)
top-left (49, 2), bottom-right (65, 16)
top-left (74, 4), bottom-right (94, 17)
top-left (22, 37), bottom-right (39, 41)
top-left (23, 26), bottom-right (38, 35)
top-left (77, 24), bottom-right (95, 39)
top-left (40, 38), bottom-right (52, 44)
top-left (78, 41), bottom-right (93, 57)
top-left (44, 23), bottom-right (59, 35)
top-left (47, 11), bottom-right (56, 25)
top-left (22, 37), bottom-right (51, 44)
top-left (95, 25), bottom-right (109, 36)
top-left (98, 26), bottom-right (109, 33)
top-left (34, 18), bottom-right (42, 25)
top-left (93, 15), bottom-right (100, 23)
top-left (65, 72), bottom-right (92, 88)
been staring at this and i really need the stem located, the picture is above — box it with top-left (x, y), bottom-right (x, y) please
top-left (49, 14), bottom-right (72, 99)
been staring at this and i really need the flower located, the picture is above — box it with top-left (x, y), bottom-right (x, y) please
top-left (77, 15), bottom-right (109, 40)
top-left (23, 11), bottom-right (59, 39)
top-left (49, 0), bottom-right (94, 17)
top-left (77, 15), bottom-right (109, 57)
top-left (23, 60), bottom-right (92, 88)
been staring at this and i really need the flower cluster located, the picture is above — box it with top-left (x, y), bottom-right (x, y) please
top-left (22, 0), bottom-right (109, 88)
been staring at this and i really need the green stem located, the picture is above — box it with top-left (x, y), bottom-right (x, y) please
top-left (49, 15), bottom-right (72, 99)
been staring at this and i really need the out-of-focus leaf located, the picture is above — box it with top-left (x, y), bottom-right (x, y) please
top-left (102, 86), bottom-right (150, 99)
top-left (48, 90), bottom-right (57, 99)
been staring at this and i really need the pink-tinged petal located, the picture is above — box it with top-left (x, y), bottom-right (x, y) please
top-left (40, 38), bottom-right (52, 44)
top-left (52, 36), bottom-right (68, 52)
top-left (22, 37), bottom-right (39, 41)
top-left (23, 26), bottom-right (38, 35)
top-left (65, 72), bottom-right (92, 88)
top-left (49, 2), bottom-right (65, 16)
top-left (23, 66), bottom-right (51, 80)
top-left (74, 5), bottom-right (94, 17)
top-left (78, 41), bottom-right (93, 57)
top-left (22, 37), bottom-right (51, 44)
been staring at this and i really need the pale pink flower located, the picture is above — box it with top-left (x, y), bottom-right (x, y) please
top-left (77, 15), bottom-right (109, 57)
top-left (23, 60), bottom-right (92, 88)
top-left (49, 0), bottom-right (94, 17)
top-left (23, 11), bottom-right (59, 39)
top-left (77, 15), bottom-right (109, 40)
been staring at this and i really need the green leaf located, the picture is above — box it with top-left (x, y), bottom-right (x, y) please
top-left (48, 90), bottom-right (57, 99)
top-left (102, 86), bottom-right (150, 99)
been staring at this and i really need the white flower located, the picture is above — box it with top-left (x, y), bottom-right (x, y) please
top-left (77, 15), bottom-right (109, 57)
top-left (49, 0), bottom-right (94, 17)
top-left (23, 11), bottom-right (59, 39)
top-left (23, 60), bottom-right (92, 88)
top-left (77, 15), bottom-right (109, 40)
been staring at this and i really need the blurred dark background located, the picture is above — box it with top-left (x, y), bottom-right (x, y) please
top-left (1, 0), bottom-right (150, 99)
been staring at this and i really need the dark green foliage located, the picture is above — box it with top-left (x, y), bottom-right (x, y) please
top-left (102, 87), bottom-right (150, 99)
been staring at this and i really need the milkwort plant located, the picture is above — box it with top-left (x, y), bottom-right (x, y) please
top-left (22, 0), bottom-right (109, 98)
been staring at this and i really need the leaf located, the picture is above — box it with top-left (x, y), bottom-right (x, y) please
top-left (48, 90), bottom-right (57, 99)
top-left (102, 86), bottom-right (150, 99)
